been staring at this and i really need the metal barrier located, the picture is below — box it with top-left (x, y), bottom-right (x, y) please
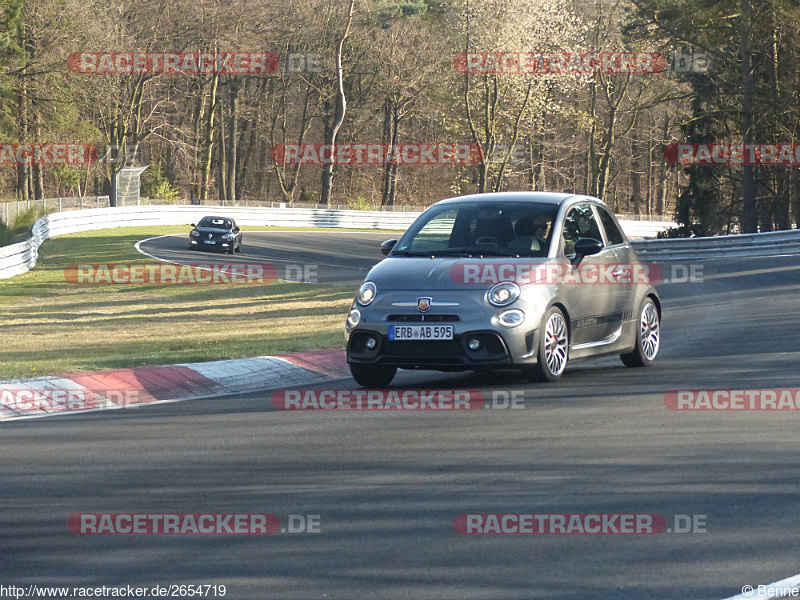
top-left (1, 203), bottom-right (679, 280)
top-left (631, 228), bottom-right (800, 260)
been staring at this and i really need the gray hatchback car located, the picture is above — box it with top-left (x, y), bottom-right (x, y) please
top-left (345, 192), bottom-right (661, 387)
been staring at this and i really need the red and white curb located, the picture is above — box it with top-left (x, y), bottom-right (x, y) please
top-left (0, 349), bottom-right (348, 422)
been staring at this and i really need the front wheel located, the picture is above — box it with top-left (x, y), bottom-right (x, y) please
top-left (349, 363), bottom-right (397, 388)
top-left (621, 298), bottom-right (660, 367)
top-left (525, 306), bottom-right (569, 382)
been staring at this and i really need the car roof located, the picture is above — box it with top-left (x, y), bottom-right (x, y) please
top-left (433, 191), bottom-right (604, 207)
top-left (199, 216), bottom-right (234, 221)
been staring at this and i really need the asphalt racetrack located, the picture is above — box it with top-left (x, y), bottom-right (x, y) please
top-left (3, 230), bottom-right (800, 599)
top-left (137, 230), bottom-right (390, 284)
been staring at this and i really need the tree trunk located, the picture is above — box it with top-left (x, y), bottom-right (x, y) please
top-left (217, 97), bottom-right (227, 204)
top-left (631, 138), bottom-right (642, 215)
top-left (381, 100), bottom-right (393, 206)
top-left (33, 111), bottom-right (44, 200)
top-left (227, 77), bottom-right (241, 204)
top-left (656, 114), bottom-right (670, 215)
top-left (387, 107), bottom-right (400, 206)
top-left (200, 72), bottom-right (219, 201)
top-left (740, 0), bottom-right (757, 233)
top-left (16, 74), bottom-right (28, 201)
top-left (320, 0), bottom-right (356, 206)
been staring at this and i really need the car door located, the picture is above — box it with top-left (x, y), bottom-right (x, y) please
top-left (596, 206), bottom-right (637, 328)
top-left (556, 203), bottom-right (620, 345)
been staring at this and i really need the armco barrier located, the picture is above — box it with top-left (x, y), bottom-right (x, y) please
top-left (630, 228), bottom-right (800, 260)
top-left (0, 203), bottom-right (677, 281)
top-left (0, 204), bottom-right (421, 280)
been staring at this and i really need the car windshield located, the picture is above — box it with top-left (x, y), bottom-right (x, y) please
top-left (198, 217), bottom-right (231, 229)
top-left (393, 201), bottom-right (558, 257)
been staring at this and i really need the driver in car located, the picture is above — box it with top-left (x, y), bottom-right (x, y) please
top-left (509, 214), bottom-right (551, 253)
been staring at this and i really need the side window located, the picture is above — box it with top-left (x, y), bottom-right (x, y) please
top-left (598, 208), bottom-right (625, 246)
top-left (561, 204), bottom-right (603, 256)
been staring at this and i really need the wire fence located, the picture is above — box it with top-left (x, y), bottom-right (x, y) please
top-left (1, 196), bottom-right (109, 226)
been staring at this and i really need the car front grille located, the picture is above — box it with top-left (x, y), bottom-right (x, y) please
top-left (385, 340), bottom-right (463, 358)
top-left (386, 314), bottom-right (460, 322)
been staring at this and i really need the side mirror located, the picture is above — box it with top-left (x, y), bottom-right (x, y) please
top-left (190, 223), bottom-right (196, 228)
top-left (574, 237), bottom-right (603, 258)
top-left (381, 239), bottom-right (398, 256)
top-left (233, 227), bottom-right (240, 233)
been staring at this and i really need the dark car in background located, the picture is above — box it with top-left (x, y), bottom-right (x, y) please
top-left (345, 192), bottom-right (661, 387)
top-left (189, 216), bottom-right (242, 254)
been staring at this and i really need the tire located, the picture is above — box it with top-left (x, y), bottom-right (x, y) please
top-left (349, 363), bottom-right (397, 388)
top-left (227, 244), bottom-right (235, 255)
top-left (621, 297), bottom-right (660, 367)
top-left (525, 306), bottom-right (569, 382)
top-left (235, 244), bottom-right (241, 253)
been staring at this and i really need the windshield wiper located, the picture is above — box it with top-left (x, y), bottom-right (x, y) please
top-left (426, 248), bottom-right (476, 257)
top-left (432, 248), bottom-right (519, 257)
top-left (390, 249), bottom-right (433, 257)
top-left (472, 248), bottom-right (520, 257)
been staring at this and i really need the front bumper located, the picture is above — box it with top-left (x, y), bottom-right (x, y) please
top-left (347, 328), bottom-right (532, 369)
top-left (190, 238), bottom-right (233, 249)
top-left (345, 286), bottom-right (553, 370)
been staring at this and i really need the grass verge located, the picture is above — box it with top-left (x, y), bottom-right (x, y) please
top-left (0, 226), bottom-right (361, 380)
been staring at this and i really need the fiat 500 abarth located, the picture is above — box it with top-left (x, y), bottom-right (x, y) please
top-left (345, 192), bottom-right (661, 387)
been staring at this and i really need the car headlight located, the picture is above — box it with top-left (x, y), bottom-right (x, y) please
top-left (346, 308), bottom-right (361, 328)
top-left (487, 281), bottom-right (520, 307)
top-left (356, 282), bottom-right (377, 306)
top-left (191, 230), bottom-right (200, 237)
top-left (222, 233), bottom-right (234, 240)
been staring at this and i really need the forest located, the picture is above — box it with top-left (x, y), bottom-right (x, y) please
top-left (1, 0), bottom-right (798, 235)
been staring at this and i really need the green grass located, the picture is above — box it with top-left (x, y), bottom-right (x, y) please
top-left (0, 225), bottom-right (372, 380)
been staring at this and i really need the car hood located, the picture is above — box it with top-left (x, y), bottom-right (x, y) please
top-left (366, 256), bottom-right (552, 290)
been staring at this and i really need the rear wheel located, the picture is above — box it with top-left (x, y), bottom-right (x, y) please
top-left (621, 298), bottom-right (660, 367)
top-left (524, 307), bottom-right (569, 382)
top-left (349, 364), bottom-right (397, 388)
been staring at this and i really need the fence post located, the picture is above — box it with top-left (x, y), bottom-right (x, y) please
top-left (59, 197), bottom-right (62, 212)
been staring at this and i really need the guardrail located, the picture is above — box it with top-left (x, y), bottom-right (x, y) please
top-left (0, 204), bottom-right (422, 280)
top-left (630, 228), bottom-right (800, 260)
top-left (0, 203), bottom-right (678, 280)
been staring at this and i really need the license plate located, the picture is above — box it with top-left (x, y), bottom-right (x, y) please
top-left (203, 240), bottom-right (216, 244)
top-left (389, 325), bottom-right (454, 340)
